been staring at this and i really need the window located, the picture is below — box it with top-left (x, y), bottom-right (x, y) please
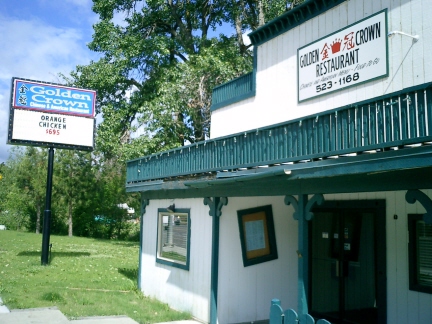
top-left (408, 214), bottom-right (432, 294)
top-left (156, 208), bottom-right (190, 270)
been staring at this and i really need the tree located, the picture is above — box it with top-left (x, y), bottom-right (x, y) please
top-left (0, 147), bottom-right (46, 232)
top-left (65, 0), bottom-right (299, 162)
top-left (54, 150), bottom-right (94, 237)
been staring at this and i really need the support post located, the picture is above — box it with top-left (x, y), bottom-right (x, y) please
top-left (41, 147), bottom-right (54, 265)
top-left (297, 194), bottom-right (309, 319)
top-left (285, 194), bottom-right (323, 321)
top-left (204, 197), bottom-right (228, 324)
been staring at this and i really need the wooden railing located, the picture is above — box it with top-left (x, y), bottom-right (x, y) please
top-left (270, 299), bottom-right (330, 324)
top-left (210, 72), bottom-right (255, 111)
top-left (127, 82), bottom-right (432, 185)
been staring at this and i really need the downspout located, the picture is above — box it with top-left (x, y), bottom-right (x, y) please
top-left (138, 195), bottom-right (150, 290)
top-left (204, 197), bottom-right (228, 324)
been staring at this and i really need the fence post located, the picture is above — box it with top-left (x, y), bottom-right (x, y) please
top-left (269, 299), bottom-right (284, 324)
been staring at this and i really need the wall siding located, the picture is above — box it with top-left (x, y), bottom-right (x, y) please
top-left (217, 197), bottom-right (298, 323)
top-left (140, 199), bottom-right (212, 322)
top-left (211, 0), bottom-right (431, 138)
top-left (140, 190), bottom-right (432, 323)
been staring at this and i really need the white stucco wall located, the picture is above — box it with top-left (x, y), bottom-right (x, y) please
top-left (210, 0), bottom-right (432, 138)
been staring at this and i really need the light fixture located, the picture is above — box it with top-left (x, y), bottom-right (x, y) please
top-left (388, 30), bottom-right (419, 42)
top-left (167, 204), bottom-right (175, 213)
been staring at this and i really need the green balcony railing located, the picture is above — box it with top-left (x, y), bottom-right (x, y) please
top-left (210, 72), bottom-right (255, 111)
top-left (127, 82), bottom-right (432, 185)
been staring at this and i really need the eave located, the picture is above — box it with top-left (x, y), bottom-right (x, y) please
top-left (127, 144), bottom-right (432, 199)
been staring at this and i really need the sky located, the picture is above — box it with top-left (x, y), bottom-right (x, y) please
top-left (0, 0), bottom-right (101, 163)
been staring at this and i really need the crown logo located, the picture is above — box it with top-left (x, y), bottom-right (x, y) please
top-left (330, 39), bottom-right (342, 54)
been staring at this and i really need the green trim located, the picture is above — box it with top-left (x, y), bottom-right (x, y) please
top-left (127, 147), bottom-right (432, 199)
top-left (408, 214), bottom-right (432, 294)
top-left (249, 0), bottom-right (347, 46)
top-left (406, 190), bottom-right (432, 223)
top-left (210, 48), bottom-right (258, 112)
top-left (204, 197), bottom-right (228, 324)
top-left (285, 194), bottom-right (324, 319)
top-left (155, 208), bottom-right (191, 270)
top-left (210, 71), bottom-right (256, 111)
top-left (127, 82), bottom-right (432, 185)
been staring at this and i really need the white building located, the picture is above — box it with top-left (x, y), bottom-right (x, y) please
top-left (126, 0), bottom-right (432, 323)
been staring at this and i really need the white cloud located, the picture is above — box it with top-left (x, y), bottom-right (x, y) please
top-left (0, 14), bottom-right (97, 163)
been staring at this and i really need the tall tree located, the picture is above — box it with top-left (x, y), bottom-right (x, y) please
top-left (65, 0), bottom-right (297, 161)
top-left (0, 147), bottom-right (46, 232)
top-left (54, 150), bottom-right (94, 237)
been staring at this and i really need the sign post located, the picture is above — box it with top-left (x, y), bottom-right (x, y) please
top-left (41, 147), bottom-right (54, 265)
top-left (7, 78), bottom-right (96, 265)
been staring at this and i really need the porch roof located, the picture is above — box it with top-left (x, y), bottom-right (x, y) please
top-left (126, 82), bottom-right (432, 198)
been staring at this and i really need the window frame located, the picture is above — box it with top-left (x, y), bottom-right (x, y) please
top-left (408, 214), bottom-right (432, 294)
top-left (156, 208), bottom-right (191, 270)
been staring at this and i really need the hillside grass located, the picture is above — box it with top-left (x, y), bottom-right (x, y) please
top-left (0, 230), bottom-right (191, 323)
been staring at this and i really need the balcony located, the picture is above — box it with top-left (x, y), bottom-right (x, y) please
top-left (127, 82), bottom-right (432, 187)
top-left (210, 72), bottom-right (255, 111)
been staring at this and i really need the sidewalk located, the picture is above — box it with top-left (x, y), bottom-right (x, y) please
top-left (0, 305), bottom-right (138, 324)
top-left (0, 298), bottom-right (200, 324)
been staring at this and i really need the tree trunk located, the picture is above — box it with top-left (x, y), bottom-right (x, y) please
top-left (36, 202), bottom-right (41, 234)
top-left (68, 200), bottom-right (73, 237)
top-left (258, 0), bottom-right (265, 27)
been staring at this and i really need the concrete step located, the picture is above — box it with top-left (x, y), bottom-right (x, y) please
top-left (0, 307), bottom-right (69, 324)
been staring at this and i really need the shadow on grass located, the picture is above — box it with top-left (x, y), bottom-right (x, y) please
top-left (110, 241), bottom-right (139, 247)
top-left (18, 251), bottom-right (91, 262)
top-left (118, 267), bottom-right (138, 281)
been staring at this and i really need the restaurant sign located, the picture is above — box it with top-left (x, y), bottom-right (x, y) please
top-left (297, 10), bottom-right (388, 102)
top-left (8, 78), bottom-right (96, 150)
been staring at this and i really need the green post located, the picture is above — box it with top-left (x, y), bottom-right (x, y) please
top-left (297, 195), bottom-right (309, 319)
top-left (204, 197), bottom-right (228, 324)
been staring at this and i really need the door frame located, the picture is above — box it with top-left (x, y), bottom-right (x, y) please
top-left (309, 200), bottom-right (387, 324)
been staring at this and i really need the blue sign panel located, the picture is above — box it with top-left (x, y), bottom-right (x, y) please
top-left (12, 78), bottom-right (96, 117)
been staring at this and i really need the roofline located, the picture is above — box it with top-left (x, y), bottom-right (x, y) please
top-left (249, 0), bottom-right (347, 46)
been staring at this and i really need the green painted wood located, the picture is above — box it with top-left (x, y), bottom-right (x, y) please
top-left (249, 0), bottom-right (347, 46)
top-left (127, 148), bottom-right (432, 199)
top-left (210, 72), bottom-right (255, 111)
top-left (284, 309), bottom-right (299, 324)
top-left (127, 83), bottom-right (432, 185)
top-left (284, 194), bottom-right (323, 320)
top-left (269, 299), bottom-right (284, 324)
top-left (204, 197), bottom-right (228, 324)
top-left (406, 190), bottom-right (432, 223)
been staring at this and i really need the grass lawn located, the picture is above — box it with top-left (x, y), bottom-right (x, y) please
top-left (0, 230), bottom-right (191, 323)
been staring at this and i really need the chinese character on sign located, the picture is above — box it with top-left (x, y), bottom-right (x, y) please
top-left (320, 43), bottom-right (331, 60)
top-left (330, 39), bottom-right (342, 54)
top-left (18, 95), bottom-right (27, 105)
top-left (19, 84), bottom-right (29, 94)
top-left (342, 32), bottom-right (355, 50)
